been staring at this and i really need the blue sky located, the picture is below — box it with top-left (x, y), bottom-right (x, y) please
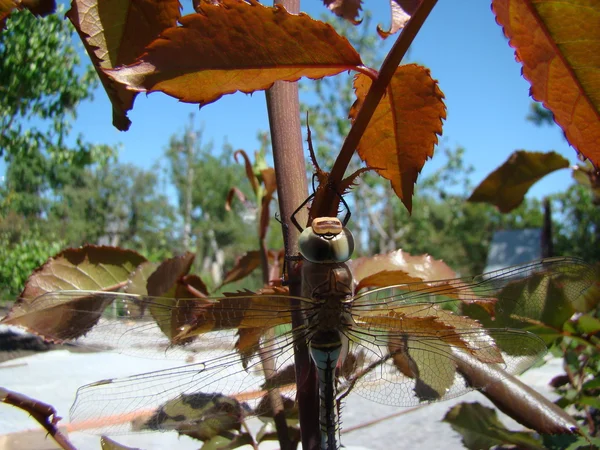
top-left (7, 1), bottom-right (578, 202)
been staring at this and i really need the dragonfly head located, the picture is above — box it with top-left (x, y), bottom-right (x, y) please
top-left (299, 217), bottom-right (354, 264)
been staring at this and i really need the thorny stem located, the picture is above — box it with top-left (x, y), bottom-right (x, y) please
top-left (1, 388), bottom-right (77, 450)
top-left (312, 0), bottom-right (439, 218)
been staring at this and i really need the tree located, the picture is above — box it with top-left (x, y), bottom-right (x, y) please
top-left (165, 122), bottom-right (258, 285)
top-left (0, 7), bottom-right (97, 162)
top-left (2, 2), bottom-right (599, 450)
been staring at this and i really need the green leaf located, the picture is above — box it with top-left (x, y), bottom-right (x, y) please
top-left (468, 151), bottom-right (569, 213)
top-left (0, 246), bottom-right (146, 341)
top-left (576, 314), bottom-right (600, 334)
top-left (443, 402), bottom-right (545, 450)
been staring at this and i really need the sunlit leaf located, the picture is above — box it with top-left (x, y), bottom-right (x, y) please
top-left (492, 0), bottom-right (600, 168)
top-left (66, 0), bottom-right (181, 130)
top-left (235, 327), bottom-right (262, 369)
top-left (323, 0), bottom-right (362, 24)
top-left (107, 0), bottom-right (363, 106)
top-left (355, 269), bottom-right (423, 292)
top-left (443, 402), bottom-right (545, 450)
top-left (0, 246), bottom-right (146, 341)
top-left (378, 0), bottom-right (421, 38)
top-left (462, 261), bottom-right (596, 345)
top-left (350, 64), bottom-right (446, 212)
top-left (468, 151), bottom-right (569, 213)
top-left (351, 249), bottom-right (456, 286)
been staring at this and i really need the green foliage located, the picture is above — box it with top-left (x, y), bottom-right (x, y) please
top-left (164, 124), bottom-right (262, 282)
top-left (373, 147), bottom-right (544, 275)
top-left (0, 225), bottom-right (65, 300)
top-left (552, 184), bottom-right (600, 263)
top-left (0, 7), bottom-right (97, 162)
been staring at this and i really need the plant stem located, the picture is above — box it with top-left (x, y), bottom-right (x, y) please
top-left (266, 1), bottom-right (319, 448)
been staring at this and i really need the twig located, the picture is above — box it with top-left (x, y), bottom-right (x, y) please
top-left (1, 387), bottom-right (78, 450)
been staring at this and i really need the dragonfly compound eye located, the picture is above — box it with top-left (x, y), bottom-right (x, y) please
top-left (299, 218), bottom-right (354, 263)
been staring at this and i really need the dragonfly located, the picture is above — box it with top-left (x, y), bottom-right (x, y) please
top-left (2, 206), bottom-right (596, 450)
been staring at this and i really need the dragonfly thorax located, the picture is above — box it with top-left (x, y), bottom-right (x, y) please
top-left (299, 217), bottom-right (354, 263)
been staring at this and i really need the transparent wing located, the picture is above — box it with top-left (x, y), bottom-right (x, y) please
top-left (13, 290), bottom-right (316, 361)
top-left (5, 290), bottom-right (315, 434)
top-left (340, 256), bottom-right (596, 406)
top-left (70, 326), bottom-right (303, 435)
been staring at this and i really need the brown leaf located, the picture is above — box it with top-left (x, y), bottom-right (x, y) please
top-left (175, 287), bottom-right (291, 340)
top-left (378, 0), bottom-right (421, 38)
top-left (18, 0), bottom-right (55, 16)
top-left (225, 187), bottom-right (248, 212)
top-left (323, 0), bottom-right (362, 24)
top-left (0, 0), bottom-right (55, 28)
top-left (350, 249), bottom-right (456, 286)
top-left (66, 0), bottom-right (181, 130)
top-left (145, 252), bottom-right (202, 342)
top-left (1, 246), bottom-right (146, 341)
top-left (220, 251), bottom-right (261, 288)
top-left (180, 274), bottom-right (209, 297)
top-left (107, 0), bottom-right (363, 106)
top-left (492, 0), bottom-right (600, 168)
top-left (359, 307), bottom-right (503, 364)
top-left (259, 167), bottom-right (277, 240)
top-left (350, 64), bottom-right (446, 212)
top-left (235, 327), bottom-right (263, 369)
top-left (234, 149), bottom-right (259, 196)
top-left (468, 151), bottom-right (570, 213)
top-left (147, 252), bottom-right (195, 297)
top-left (355, 269), bottom-right (423, 292)
top-left (0, 0), bottom-right (16, 29)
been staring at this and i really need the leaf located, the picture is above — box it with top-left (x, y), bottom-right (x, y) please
top-left (175, 287), bottom-right (292, 340)
top-left (258, 167), bottom-right (277, 240)
top-left (323, 0), bottom-right (362, 24)
top-left (139, 392), bottom-right (246, 442)
top-left (66, 0), bottom-right (181, 130)
top-left (355, 269), bottom-right (423, 292)
top-left (492, 0), bottom-right (600, 168)
top-left (468, 151), bottom-right (570, 213)
top-left (443, 402), bottom-right (545, 450)
top-left (1, 0), bottom-right (55, 29)
top-left (219, 251), bottom-right (261, 288)
top-left (350, 249), bottom-right (456, 286)
top-left (17, 0), bottom-right (55, 16)
top-left (100, 436), bottom-right (140, 450)
top-left (126, 261), bottom-right (159, 296)
top-left (107, 0), bottom-right (363, 106)
top-left (1, 246), bottom-right (146, 341)
top-left (572, 160), bottom-right (600, 202)
top-left (145, 252), bottom-right (204, 342)
top-left (350, 64), bottom-right (446, 212)
top-left (378, 0), bottom-right (421, 38)
top-left (462, 260), bottom-right (595, 345)
top-left (235, 327), bottom-right (263, 369)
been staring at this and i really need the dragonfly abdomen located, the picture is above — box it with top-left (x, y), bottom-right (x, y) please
top-left (310, 329), bottom-right (343, 450)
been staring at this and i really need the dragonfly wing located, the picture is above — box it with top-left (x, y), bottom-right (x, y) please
top-left (351, 257), bottom-right (596, 321)
top-left (5, 291), bottom-right (313, 362)
top-left (340, 308), bottom-right (547, 406)
top-left (69, 326), bottom-right (305, 435)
